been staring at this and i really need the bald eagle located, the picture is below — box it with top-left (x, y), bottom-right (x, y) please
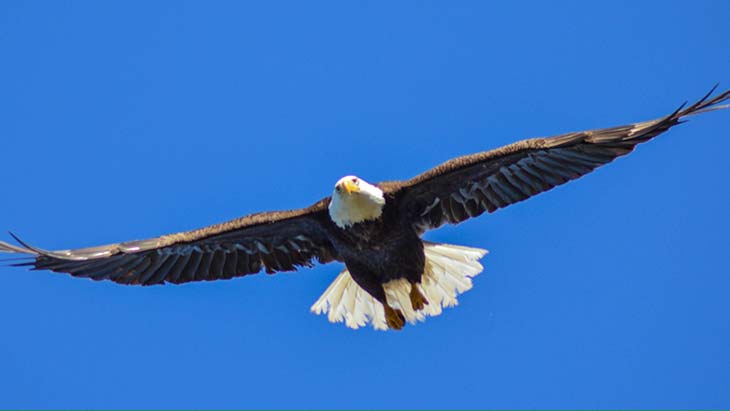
top-left (2, 88), bottom-right (729, 330)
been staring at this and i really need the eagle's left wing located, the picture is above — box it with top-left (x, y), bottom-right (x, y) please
top-left (381, 88), bottom-right (729, 233)
top-left (1, 198), bottom-right (338, 285)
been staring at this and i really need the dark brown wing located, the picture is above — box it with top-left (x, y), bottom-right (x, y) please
top-left (380, 87), bottom-right (730, 233)
top-left (0, 198), bottom-right (338, 285)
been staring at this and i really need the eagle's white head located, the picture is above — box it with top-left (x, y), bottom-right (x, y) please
top-left (328, 175), bottom-right (386, 229)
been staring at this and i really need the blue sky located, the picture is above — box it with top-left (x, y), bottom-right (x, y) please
top-left (1, 1), bottom-right (729, 409)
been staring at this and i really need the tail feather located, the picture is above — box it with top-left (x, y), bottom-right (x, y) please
top-left (310, 241), bottom-right (488, 330)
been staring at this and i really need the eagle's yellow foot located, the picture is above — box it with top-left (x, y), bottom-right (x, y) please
top-left (409, 283), bottom-right (429, 311)
top-left (384, 304), bottom-right (405, 330)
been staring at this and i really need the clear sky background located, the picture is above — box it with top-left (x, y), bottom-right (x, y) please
top-left (1, 1), bottom-right (729, 409)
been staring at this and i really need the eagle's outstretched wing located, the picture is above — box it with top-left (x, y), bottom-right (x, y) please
top-left (0, 199), bottom-right (337, 285)
top-left (382, 87), bottom-right (730, 232)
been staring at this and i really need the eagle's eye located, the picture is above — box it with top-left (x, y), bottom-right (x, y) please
top-left (351, 178), bottom-right (358, 184)
top-left (335, 186), bottom-right (342, 193)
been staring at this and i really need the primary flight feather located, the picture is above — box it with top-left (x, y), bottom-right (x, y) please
top-left (3, 87), bottom-right (729, 330)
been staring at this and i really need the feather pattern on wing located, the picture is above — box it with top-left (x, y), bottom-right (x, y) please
top-left (379, 87), bottom-right (730, 232)
top-left (0, 199), bottom-right (338, 285)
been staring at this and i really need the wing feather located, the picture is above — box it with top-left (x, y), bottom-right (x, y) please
top-left (383, 88), bottom-right (730, 232)
top-left (1, 198), bottom-right (338, 285)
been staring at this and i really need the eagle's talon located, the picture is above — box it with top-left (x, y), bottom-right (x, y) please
top-left (384, 305), bottom-right (405, 330)
top-left (409, 284), bottom-right (429, 311)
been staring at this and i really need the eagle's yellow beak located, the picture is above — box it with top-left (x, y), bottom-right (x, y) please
top-left (342, 179), bottom-right (360, 194)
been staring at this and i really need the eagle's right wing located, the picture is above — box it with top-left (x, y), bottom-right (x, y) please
top-left (1, 198), bottom-right (338, 285)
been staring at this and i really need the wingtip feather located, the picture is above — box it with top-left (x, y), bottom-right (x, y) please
top-left (678, 84), bottom-right (730, 117)
top-left (0, 239), bottom-right (36, 255)
top-left (7, 232), bottom-right (43, 255)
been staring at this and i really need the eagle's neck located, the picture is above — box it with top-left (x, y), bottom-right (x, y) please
top-left (329, 183), bottom-right (386, 229)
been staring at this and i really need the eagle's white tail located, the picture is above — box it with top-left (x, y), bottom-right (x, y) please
top-left (310, 242), bottom-right (488, 330)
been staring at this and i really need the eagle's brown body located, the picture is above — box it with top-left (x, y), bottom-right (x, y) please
top-left (329, 194), bottom-right (426, 305)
